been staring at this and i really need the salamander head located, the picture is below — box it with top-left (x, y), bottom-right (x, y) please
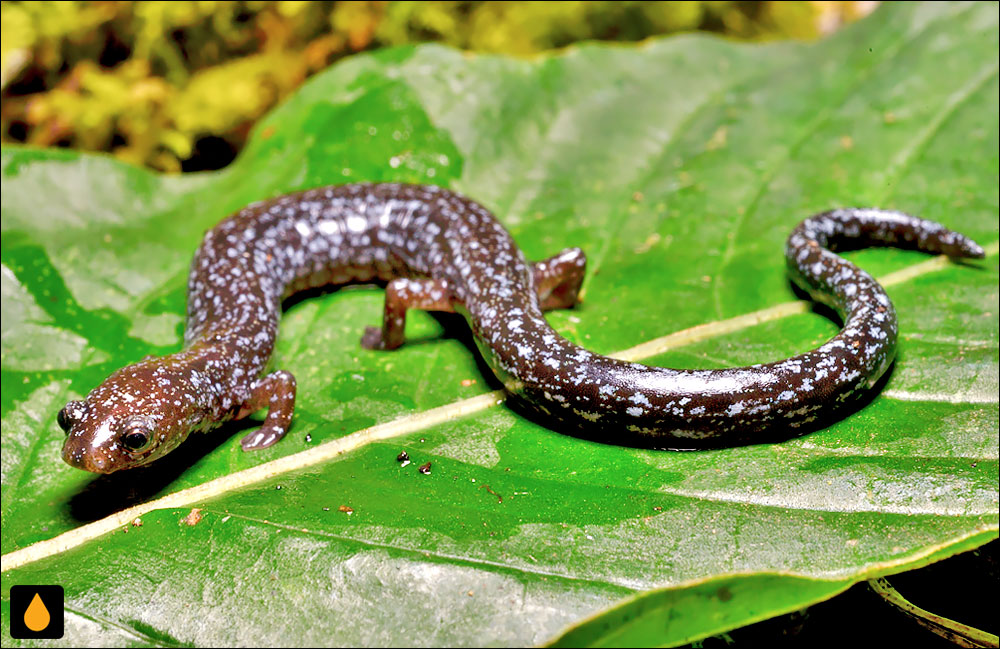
top-left (59, 357), bottom-right (201, 473)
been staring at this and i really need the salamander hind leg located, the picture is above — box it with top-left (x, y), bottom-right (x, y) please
top-left (361, 278), bottom-right (455, 351)
top-left (237, 370), bottom-right (297, 451)
top-left (533, 247), bottom-right (587, 310)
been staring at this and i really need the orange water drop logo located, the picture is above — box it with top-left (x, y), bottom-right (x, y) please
top-left (24, 592), bottom-right (51, 631)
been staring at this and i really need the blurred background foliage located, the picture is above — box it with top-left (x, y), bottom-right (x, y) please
top-left (1, 1), bottom-right (877, 172)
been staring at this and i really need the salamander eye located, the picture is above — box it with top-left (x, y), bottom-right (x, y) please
top-left (57, 408), bottom-right (72, 433)
top-left (121, 424), bottom-right (153, 453)
top-left (58, 400), bottom-right (85, 434)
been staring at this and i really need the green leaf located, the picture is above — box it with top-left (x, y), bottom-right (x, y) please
top-left (2, 3), bottom-right (997, 646)
top-left (547, 530), bottom-right (996, 647)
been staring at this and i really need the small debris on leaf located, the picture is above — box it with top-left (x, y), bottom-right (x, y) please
top-left (180, 508), bottom-right (203, 526)
top-left (480, 484), bottom-right (502, 503)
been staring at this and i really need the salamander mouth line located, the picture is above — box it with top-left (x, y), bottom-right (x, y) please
top-left (4, 241), bottom-right (997, 573)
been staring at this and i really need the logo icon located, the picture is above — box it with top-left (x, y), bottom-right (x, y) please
top-left (9, 585), bottom-right (64, 639)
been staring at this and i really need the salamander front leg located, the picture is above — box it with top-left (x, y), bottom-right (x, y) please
top-left (236, 370), bottom-right (297, 451)
top-left (362, 278), bottom-right (455, 350)
top-left (534, 247), bottom-right (587, 310)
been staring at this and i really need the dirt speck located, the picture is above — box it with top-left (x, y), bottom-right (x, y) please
top-left (180, 508), bottom-right (203, 526)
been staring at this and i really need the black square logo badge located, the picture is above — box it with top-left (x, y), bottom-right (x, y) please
top-left (9, 585), bottom-right (64, 639)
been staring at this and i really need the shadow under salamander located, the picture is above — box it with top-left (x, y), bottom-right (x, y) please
top-left (65, 271), bottom-right (907, 519)
top-left (65, 417), bottom-right (260, 523)
top-left (293, 279), bottom-right (899, 451)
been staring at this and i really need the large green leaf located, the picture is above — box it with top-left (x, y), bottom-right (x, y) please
top-left (2, 3), bottom-right (997, 646)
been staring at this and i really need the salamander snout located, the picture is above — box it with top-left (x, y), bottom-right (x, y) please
top-left (62, 437), bottom-right (114, 473)
top-left (60, 401), bottom-right (167, 474)
top-left (59, 401), bottom-right (153, 474)
top-left (58, 359), bottom-right (194, 473)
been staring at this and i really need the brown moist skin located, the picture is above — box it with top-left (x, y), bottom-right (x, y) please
top-left (59, 184), bottom-right (985, 472)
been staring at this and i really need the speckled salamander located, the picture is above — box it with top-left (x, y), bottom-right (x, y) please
top-left (59, 183), bottom-right (984, 472)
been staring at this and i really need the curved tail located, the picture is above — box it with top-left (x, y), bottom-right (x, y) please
top-left (479, 209), bottom-right (984, 448)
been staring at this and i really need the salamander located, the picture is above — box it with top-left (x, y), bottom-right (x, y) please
top-left (58, 183), bottom-right (985, 472)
